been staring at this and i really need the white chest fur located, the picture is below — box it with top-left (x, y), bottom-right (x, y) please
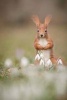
top-left (39, 38), bottom-right (48, 47)
top-left (38, 38), bottom-right (51, 62)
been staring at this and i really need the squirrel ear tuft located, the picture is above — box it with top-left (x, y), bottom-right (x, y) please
top-left (45, 15), bottom-right (52, 26)
top-left (32, 15), bottom-right (40, 27)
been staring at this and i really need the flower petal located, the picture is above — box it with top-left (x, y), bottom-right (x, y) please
top-left (57, 58), bottom-right (63, 65)
top-left (40, 59), bottom-right (44, 65)
top-left (40, 53), bottom-right (44, 59)
top-left (45, 59), bottom-right (52, 67)
top-left (35, 54), bottom-right (40, 60)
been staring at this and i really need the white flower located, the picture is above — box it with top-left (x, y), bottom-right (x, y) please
top-left (4, 58), bottom-right (13, 68)
top-left (40, 53), bottom-right (44, 59)
top-left (57, 58), bottom-right (65, 71)
top-left (35, 54), bottom-right (40, 60)
top-left (45, 59), bottom-right (52, 68)
top-left (39, 59), bottom-right (44, 65)
top-left (20, 57), bottom-right (29, 67)
top-left (57, 58), bottom-right (63, 65)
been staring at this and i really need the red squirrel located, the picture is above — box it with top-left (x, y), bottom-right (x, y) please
top-left (32, 15), bottom-right (63, 67)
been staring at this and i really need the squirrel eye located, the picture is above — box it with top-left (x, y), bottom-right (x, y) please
top-left (45, 30), bottom-right (47, 32)
top-left (37, 29), bottom-right (39, 32)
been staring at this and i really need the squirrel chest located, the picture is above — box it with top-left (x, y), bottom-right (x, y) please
top-left (38, 38), bottom-right (51, 61)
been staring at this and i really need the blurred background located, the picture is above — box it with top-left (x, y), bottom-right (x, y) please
top-left (0, 1), bottom-right (67, 100)
top-left (0, 0), bottom-right (67, 62)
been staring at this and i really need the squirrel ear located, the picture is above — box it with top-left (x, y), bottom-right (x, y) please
top-left (32, 15), bottom-right (40, 27)
top-left (45, 15), bottom-right (52, 27)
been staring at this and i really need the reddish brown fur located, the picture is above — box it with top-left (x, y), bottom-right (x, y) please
top-left (32, 15), bottom-right (58, 65)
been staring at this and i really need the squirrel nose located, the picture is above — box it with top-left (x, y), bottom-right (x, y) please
top-left (41, 34), bottom-right (43, 37)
